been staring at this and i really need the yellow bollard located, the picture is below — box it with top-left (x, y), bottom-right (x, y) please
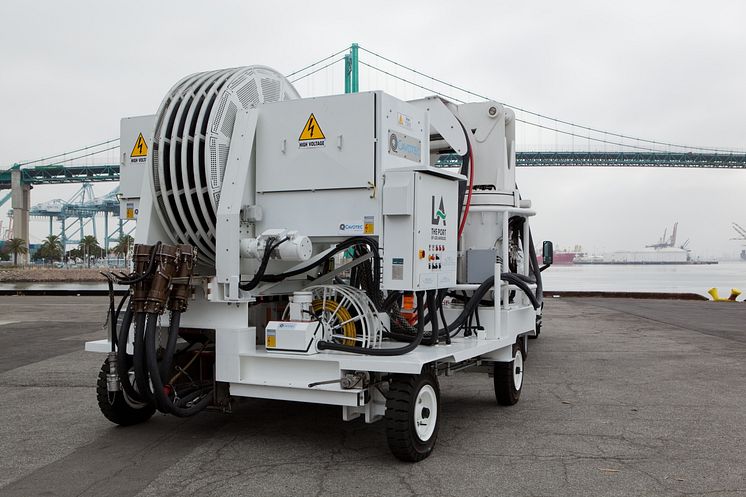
top-left (708, 287), bottom-right (743, 302)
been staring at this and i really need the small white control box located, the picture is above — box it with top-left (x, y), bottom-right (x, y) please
top-left (265, 321), bottom-right (322, 354)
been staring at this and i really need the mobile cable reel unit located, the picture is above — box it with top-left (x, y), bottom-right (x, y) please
top-left (88, 64), bottom-right (553, 461)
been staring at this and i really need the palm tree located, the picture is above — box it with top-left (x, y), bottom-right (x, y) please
top-left (40, 234), bottom-right (63, 261)
top-left (79, 235), bottom-right (101, 268)
top-left (111, 234), bottom-right (134, 265)
top-left (5, 238), bottom-right (28, 266)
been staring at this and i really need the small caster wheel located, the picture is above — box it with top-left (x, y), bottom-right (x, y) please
top-left (96, 357), bottom-right (155, 426)
top-left (385, 371), bottom-right (440, 462)
top-left (494, 341), bottom-right (524, 406)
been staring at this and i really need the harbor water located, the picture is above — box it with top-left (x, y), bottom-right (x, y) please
top-left (1, 262), bottom-right (745, 297)
top-left (541, 261), bottom-right (746, 296)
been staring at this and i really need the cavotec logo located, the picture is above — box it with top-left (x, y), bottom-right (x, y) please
top-left (431, 196), bottom-right (446, 225)
top-left (339, 223), bottom-right (364, 232)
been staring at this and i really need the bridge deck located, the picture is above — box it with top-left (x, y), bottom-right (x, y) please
top-left (2, 151), bottom-right (746, 189)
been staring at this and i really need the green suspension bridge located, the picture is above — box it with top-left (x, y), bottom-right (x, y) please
top-left (1, 43), bottom-right (744, 253)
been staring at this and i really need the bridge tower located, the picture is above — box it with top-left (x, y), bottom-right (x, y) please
top-left (10, 167), bottom-right (30, 264)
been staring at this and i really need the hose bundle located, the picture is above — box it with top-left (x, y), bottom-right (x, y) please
top-left (114, 243), bottom-right (211, 417)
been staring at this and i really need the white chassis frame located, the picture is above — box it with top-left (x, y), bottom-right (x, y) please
top-left (86, 205), bottom-right (536, 424)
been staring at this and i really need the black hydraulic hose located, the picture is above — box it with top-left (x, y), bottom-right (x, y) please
top-left (497, 271), bottom-right (536, 285)
top-left (500, 273), bottom-right (541, 310)
top-left (433, 289), bottom-right (452, 344)
top-left (441, 276), bottom-right (496, 334)
top-left (386, 272), bottom-right (537, 345)
top-left (382, 291), bottom-right (401, 311)
top-left (159, 311), bottom-right (181, 380)
top-left (429, 272), bottom-right (538, 339)
top-left (261, 236), bottom-right (379, 284)
top-left (387, 281), bottom-right (493, 342)
top-left (426, 290), bottom-right (439, 345)
top-left (317, 291), bottom-right (426, 356)
top-left (438, 301), bottom-right (450, 341)
top-left (114, 293), bottom-right (129, 327)
top-left (528, 230), bottom-right (544, 307)
top-left (382, 329), bottom-right (419, 343)
top-left (144, 312), bottom-right (213, 417)
top-left (116, 305), bottom-right (144, 403)
top-left (132, 312), bottom-right (153, 402)
top-left (447, 291), bottom-right (495, 307)
top-left (239, 237), bottom-right (288, 291)
top-left (102, 275), bottom-right (118, 351)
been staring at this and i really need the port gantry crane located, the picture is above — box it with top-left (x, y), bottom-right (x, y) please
top-left (732, 222), bottom-right (746, 261)
top-left (646, 222), bottom-right (679, 249)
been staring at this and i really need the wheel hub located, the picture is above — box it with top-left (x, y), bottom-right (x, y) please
top-left (414, 384), bottom-right (437, 441)
top-left (513, 349), bottom-right (524, 391)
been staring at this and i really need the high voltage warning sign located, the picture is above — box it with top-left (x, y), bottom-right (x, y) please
top-left (298, 113), bottom-right (325, 148)
top-left (130, 133), bottom-right (148, 162)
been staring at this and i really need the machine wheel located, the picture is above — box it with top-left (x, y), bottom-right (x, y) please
top-left (494, 342), bottom-right (524, 406)
top-left (385, 372), bottom-right (440, 462)
top-left (96, 358), bottom-right (155, 426)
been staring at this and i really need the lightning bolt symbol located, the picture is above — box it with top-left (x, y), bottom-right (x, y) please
top-left (308, 121), bottom-right (315, 138)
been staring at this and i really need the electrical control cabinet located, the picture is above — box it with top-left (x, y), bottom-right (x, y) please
top-left (382, 170), bottom-right (458, 291)
top-left (254, 91), bottom-right (431, 239)
top-left (119, 115), bottom-right (155, 220)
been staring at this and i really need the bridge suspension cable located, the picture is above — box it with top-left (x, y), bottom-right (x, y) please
top-left (358, 59), bottom-right (669, 153)
top-left (284, 47), bottom-right (350, 79)
top-left (356, 45), bottom-right (740, 154)
top-left (41, 145), bottom-right (121, 165)
top-left (17, 138), bottom-right (120, 166)
top-left (8, 54), bottom-right (348, 167)
top-left (10, 46), bottom-right (745, 174)
top-left (289, 57), bottom-right (346, 84)
top-left (10, 54), bottom-right (353, 169)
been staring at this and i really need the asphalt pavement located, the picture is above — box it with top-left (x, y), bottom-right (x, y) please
top-left (0, 295), bottom-right (744, 497)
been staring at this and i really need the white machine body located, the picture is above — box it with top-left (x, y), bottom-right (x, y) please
top-left (96, 64), bottom-right (540, 428)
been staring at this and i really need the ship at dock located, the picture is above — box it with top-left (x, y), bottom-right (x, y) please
top-left (574, 223), bottom-right (718, 265)
top-left (549, 245), bottom-right (584, 265)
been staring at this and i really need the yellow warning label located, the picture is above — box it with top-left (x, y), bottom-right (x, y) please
top-left (131, 133), bottom-right (148, 158)
top-left (266, 335), bottom-right (276, 348)
top-left (298, 114), bottom-right (325, 141)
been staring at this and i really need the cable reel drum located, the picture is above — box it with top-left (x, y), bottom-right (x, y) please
top-left (150, 66), bottom-right (300, 268)
top-left (282, 285), bottom-right (384, 350)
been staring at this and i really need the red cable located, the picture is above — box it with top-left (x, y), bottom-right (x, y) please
top-left (457, 150), bottom-right (474, 239)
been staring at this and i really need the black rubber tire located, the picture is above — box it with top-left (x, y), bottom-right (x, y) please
top-left (96, 358), bottom-right (155, 426)
top-left (385, 372), bottom-right (440, 462)
top-left (528, 322), bottom-right (541, 339)
top-left (494, 342), bottom-right (524, 406)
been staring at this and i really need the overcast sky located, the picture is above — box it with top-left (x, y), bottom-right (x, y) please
top-left (1, 1), bottom-right (744, 257)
